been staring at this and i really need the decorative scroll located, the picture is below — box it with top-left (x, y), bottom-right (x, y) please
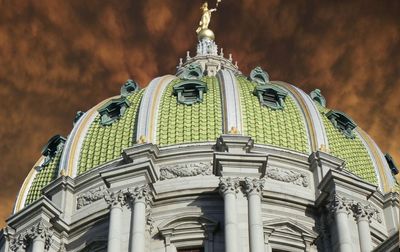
top-left (160, 162), bottom-right (212, 180)
top-left (76, 186), bottom-right (106, 209)
top-left (265, 167), bottom-right (309, 188)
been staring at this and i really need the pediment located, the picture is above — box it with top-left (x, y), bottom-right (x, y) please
top-left (263, 218), bottom-right (317, 238)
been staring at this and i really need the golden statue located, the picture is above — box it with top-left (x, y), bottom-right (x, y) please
top-left (196, 1), bottom-right (222, 35)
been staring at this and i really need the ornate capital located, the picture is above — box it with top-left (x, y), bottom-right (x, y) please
top-left (352, 202), bottom-right (382, 223)
top-left (126, 185), bottom-right (152, 204)
top-left (243, 177), bottom-right (265, 196)
top-left (104, 190), bottom-right (126, 208)
top-left (219, 177), bottom-right (240, 195)
top-left (328, 193), bottom-right (351, 215)
top-left (10, 222), bottom-right (53, 251)
top-left (28, 221), bottom-right (52, 241)
top-left (10, 233), bottom-right (28, 252)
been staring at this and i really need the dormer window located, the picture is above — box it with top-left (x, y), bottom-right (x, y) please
top-left (249, 66), bottom-right (270, 85)
top-left (253, 85), bottom-right (287, 110)
top-left (173, 80), bottom-right (208, 105)
top-left (98, 97), bottom-right (130, 126)
top-left (326, 110), bottom-right (357, 139)
top-left (40, 135), bottom-right (66, 169)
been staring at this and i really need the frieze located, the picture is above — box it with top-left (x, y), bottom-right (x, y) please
top-left (76, 186), bottom-right (106, 209)
top-left (265, 167), bottom-right (309, 188)
top-left (159, 162), bottom-right (212, 180)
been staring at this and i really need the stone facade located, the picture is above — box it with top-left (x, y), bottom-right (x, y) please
top-left (1, 135), bottom-right (399, 252)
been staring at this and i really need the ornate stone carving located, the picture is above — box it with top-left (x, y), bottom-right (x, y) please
top-left (77, 186), bottom-right (106, 209)
top-left (328, 193), bottom-right (352, 214)
top-left (265, 167), bottom-right (309, 187)
top-left (104, 190), bottom-right (126, 208)
top-left (352, 202), bottom-right (382, 223)
top-left (160, 162), bottom-right (212, 180)
top-left (243, 177), bottom-right (265, 196)
top-left (219, 177), bottom-right (240, 195)
top-left (10, 221), bottom-right (53, 251)
top-left (327, 194), bottom-right (382, 223)
top-left (126, 185), bottom-right (152, 204)
top-left (10, 233), bottom-right (28, 252)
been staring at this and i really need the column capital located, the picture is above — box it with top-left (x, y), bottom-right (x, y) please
top-left (327, 193), bottom-right (351, 215)
top-left (351, 202), bottom-right (381, 223)
top-left (9, 233), bottom-right (28, 252)
top-left (27, 221), bottom-right (53, 250)
top-left (126, 184), bottom-right (152, 204)
top-left (243, 177), bottom-right (265, 197)
top-left (219, 177), bottom-right (240, 195)
top-left (104, 190), bottom-right (126, 208)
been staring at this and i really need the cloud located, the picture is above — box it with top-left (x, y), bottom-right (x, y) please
top-left (0, 0), bottom-right (399, 226)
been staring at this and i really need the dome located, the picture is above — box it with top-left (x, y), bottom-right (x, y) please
top-left (13, 36), bottom-right (396, 213)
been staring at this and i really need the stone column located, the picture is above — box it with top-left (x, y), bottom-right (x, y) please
top-left (219, 177), bottom-right (240, 252)
top-left (27, 221), bottom-right (52, 252)
top-left (127, 185), bottom-right (151, 252)
top-left (328, 194), bottom-right (352, 252)
top-left (353, 203), bottom-right (373, 252)
top-left (104, 190), bottom-right (126, 252)
top-left (243, 178), bottom-right (265, 252)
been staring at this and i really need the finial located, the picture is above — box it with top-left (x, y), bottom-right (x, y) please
top-left (229, 53), bottom-right (232, 62)
top-left (179, 58), bottom-right (183, 67)
top-left (196, 1), bottom-right (223, 41)
top-left (220, 48), bottom-right (224, 57)
top-left (186, 51), bottom-right (191, 60)
top-left (235, 61), bottom-right (238, 68)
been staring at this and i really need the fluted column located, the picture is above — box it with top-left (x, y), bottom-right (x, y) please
top-left (243, 177), bottom-right (265, 252)
top-left (328, 194), bottom-right (352, 252)
top-left (353, 203), bottom-right (373, 252)
top-left (219, 177), bottom-right (240, 252)
top-left (104, 190), bottom-right (126, 252)
top-left (127, 185), bottom-right (151, 252)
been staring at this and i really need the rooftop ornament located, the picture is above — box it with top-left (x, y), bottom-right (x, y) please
top-left (98, 97), bottom-right (131, 126)
top-left (249, 66), bottom-right (270, 85)
top-left (196, 0), bottom-right (222, 41)
top-left (310, 89), bottom-right (326, 107)
top-left (121, 79), bottom-right (140, 97)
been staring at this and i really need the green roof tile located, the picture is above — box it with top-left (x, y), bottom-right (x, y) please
top-left (78, 90), bottom-right (144, 174)
top-left (157, 77), bottom-right (223, 146)
top-left (25, 150), bottom-right (62, 206)
top-left (237, 76), bottom-right (309, 153)
top-left (317, 104), bottom-right (377, 185)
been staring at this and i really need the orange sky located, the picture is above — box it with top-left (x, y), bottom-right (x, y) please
top-left (0, 0), bottom-right (399, 227)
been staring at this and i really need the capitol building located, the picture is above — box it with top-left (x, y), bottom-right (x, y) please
top-left (0, 3), bottom-right (399, 252)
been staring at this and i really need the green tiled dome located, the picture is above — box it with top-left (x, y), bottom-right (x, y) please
top-left (16, 53), bottom-right (393, 211)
